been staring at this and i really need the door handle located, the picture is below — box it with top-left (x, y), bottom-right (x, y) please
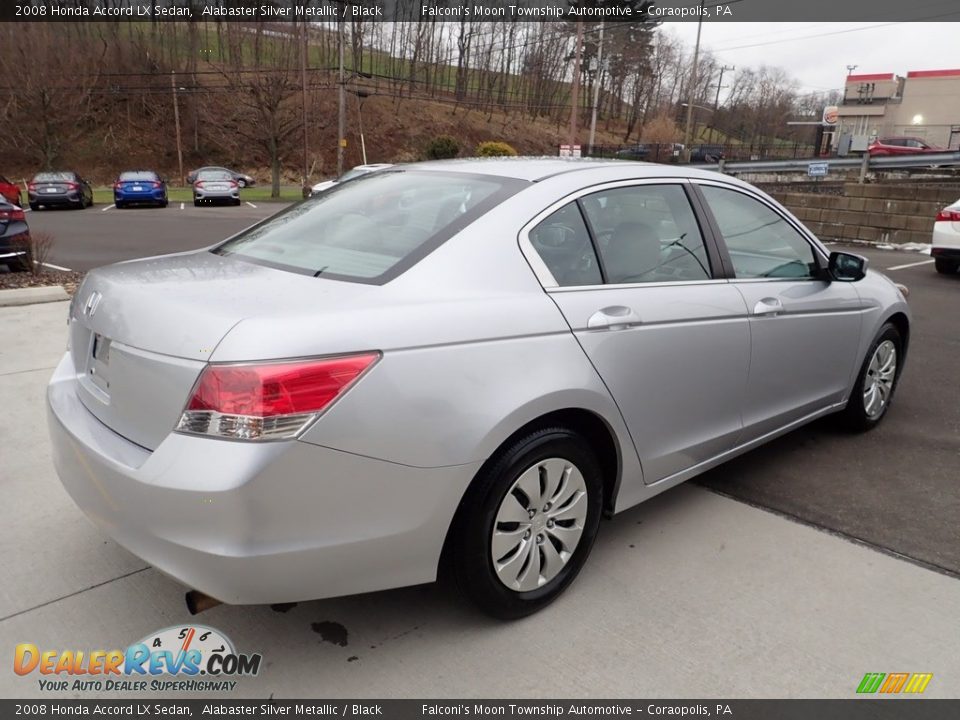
top-left (587, 306), bottom-right (641, 330)
top-left (752, 297), bottom-right (784, 316)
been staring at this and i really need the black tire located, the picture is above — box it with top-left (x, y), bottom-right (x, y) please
top-left (29, 203), bottom-right (38, 211)
top-left (193, 199), bottom-right (201, 207)
top-left (237, 179), bottom-right (247, 189)
top-left (934, 257), bottom-right (958, 274)
top-left (115, 201), bottom-right (125, 209)
top-left (837, 323), bottom-right (903, 433)
top-left (445, 426), bottom-right (603, 619)
top-left (159, 199), bottom-right (168, 208)
top-left (233, 198), bottom-right (242, 206)
top-left (13, 249), bottom-right (33, 273)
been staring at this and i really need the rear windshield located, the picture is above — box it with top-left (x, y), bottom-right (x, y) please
top-left (213, 170), bottom-right (522, 283)
top-left (33, 172), bottom-right (75, 182)
top-left (119, 171), bottom-right (159, 181)
top-left (197, 170), bottom-right (233, 181)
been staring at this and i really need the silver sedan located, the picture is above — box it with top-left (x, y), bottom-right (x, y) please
top-left (47, 159), bottom-right (910, 618)
top-left (192, 169), bottom-right (241, 206)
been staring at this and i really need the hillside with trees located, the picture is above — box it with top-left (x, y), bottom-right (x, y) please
top-left (0, 20), bottom-right (839, 193)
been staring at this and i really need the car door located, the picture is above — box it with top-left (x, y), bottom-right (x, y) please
top-left (521, 180), bottom-right (751, 484)
top-left (693, 181), bottom-right (864, 442)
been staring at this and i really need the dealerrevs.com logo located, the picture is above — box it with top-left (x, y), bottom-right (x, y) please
top-left (14, 625), bottom-right (262, 693)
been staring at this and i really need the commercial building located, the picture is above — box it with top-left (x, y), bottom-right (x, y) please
top-left (836, 69), bottom-right (960, 149)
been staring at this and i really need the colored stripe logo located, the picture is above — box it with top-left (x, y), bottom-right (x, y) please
top-left (857, 672), bottom-right (933, 694)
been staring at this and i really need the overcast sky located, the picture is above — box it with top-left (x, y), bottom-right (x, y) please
top-left (666, 22), bottom-right (958, 96)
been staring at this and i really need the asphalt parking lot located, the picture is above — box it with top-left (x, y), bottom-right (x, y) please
top-left (24, 202), bottom-right (288, 272)
top-left (1, 217), bottom-right (958, 698)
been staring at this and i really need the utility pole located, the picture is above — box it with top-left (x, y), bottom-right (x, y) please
top-left (300, 19), bottom-right (309, 196)
top-left (682, 1), bottom-right (704, 162)
top-left (567, 21), bottom-right (584, 152)
top-left (712, 64), bottom-right (734, 143)
top-left (171, 71), bottom-right (184, 186)
top-left (587, 21), bottom-right (605, 156)
top-left (337, 19), bottom-right (346, 177)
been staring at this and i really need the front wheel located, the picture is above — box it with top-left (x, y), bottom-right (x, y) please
top-left (446, 427), bottom-right (603, 619)
top-left (935, 257), bottom-right (958, 274)
top-left (837, 323), bottom-right (903, 432)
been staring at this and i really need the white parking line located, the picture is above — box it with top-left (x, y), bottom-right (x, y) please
top-left (180, 202), bottom-right (185, 210)
top-left (245, 201), bottom-right (257, 208)
top-left (34, 260), bottom-right (73, 272)
top-left (886, 259), bottom-right (935, 271)
top-left (101, 204), bottom-right (114, 212)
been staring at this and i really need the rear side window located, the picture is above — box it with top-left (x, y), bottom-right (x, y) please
top-left (582, 184), bottom-right (712, 284)
top-left (528, 203), bottom-right (601, 287)
top-left (215, 170), bottom-right (521, 283)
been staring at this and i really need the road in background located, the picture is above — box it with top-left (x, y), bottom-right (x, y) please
top-left (24, 202), bottom-right (289, 272)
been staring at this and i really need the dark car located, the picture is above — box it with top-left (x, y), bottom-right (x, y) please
top-left (187, 166), bottom-right (255, 188)
top-left (0, 174), bottom-right (22, 207)
top-left (868, 137), bottom-right (944, 156)
top-left (616, 144), bottom-right (651, 161)
top-left (689, 144), bottom-right (725, 163)
top-left (114, 170), bottom-right (168, 209)
top-left (28, 171), bottom-right (93, 210)
top-left (0, 197), bottom-right (31, 272)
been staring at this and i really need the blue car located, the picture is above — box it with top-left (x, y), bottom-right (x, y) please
top-left (113, 170), bottom-right (168, 209)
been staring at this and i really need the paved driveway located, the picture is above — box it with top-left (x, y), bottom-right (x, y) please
top-left (1, 294), bottom-right (959, 699)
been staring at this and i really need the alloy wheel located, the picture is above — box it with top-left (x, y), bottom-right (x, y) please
top-left (863, 339), bottom-right (897, 419)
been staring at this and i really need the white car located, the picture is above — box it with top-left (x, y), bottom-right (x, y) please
top-left (310, 164), bottom-right (393, 196)
top-left (932, 200), bottom-right (960, 274)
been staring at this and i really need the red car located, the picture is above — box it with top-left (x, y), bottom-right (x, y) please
top-left (867, 136), bottom-right (944, 156)
top-left (0, 174), bottom-right (22, 207)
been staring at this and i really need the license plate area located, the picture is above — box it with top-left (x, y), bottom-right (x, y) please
top-left (87, 332), bottom-right (112, 397)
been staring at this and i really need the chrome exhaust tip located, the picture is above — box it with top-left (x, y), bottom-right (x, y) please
top-left (185, 590), bottom-right (223, 615)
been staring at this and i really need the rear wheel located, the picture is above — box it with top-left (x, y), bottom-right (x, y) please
top-left (935, 257), bottom-right (958, 274)
top-left (115, 201), bottom-right (125, 209)
top-left (193, 199), bottom-right (201, 207)
top-left (29, 203), bottom-right (38, 211)
top-left (12, 248), bottom-right (33, 273)
top-left (446, 427), bottom-right (603, 619)
top-left (159, 199), bottom-right (168, 208)
top-left (837, 323), bottom-right (902, 432)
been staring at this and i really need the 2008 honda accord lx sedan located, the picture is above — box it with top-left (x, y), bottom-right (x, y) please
top-left (47, 159), bottom-right (910, 618)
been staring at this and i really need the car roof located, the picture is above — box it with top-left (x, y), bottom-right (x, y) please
top-left (405, 156), bottom-right (731, 183)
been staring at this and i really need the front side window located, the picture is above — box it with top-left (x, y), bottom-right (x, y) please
top-left (581, 184), bottom-right (712, 284)
top-left (700, 185), bottom-right (817, 279)
top-left (215, 170), bottom-right (519, 283)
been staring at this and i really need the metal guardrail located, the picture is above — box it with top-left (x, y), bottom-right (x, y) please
top-left (699, 151), bottom-right (960, 174)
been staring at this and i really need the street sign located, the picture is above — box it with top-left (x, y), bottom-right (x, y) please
top-left (559, 144), bottom-right (582, 158)
top-left (807, 162), bottom-right (829, 177)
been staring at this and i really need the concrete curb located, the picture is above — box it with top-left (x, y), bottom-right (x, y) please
top-left (0, 286), bottom-right (70, 307)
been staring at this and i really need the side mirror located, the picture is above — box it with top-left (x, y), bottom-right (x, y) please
top-left (828, 251), bottom-right (868, 282)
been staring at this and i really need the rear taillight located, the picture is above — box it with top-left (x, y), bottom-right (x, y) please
top-left (176, 353), bottom-right (380, 440)
top-left (66, 182), bottom-right (79, 191)
top-left (229, 181), bottom-right (238, 188)
top-left (936, 209), bottom-right (960, 222)
top-left (194, 181), bottom-right (204, 189)
top-left (113, 181), bottom-right (122, 190)
top-left (152, 181), bottom-right (162, 188)
top-left (0, 208), bottom-right (25, 221)
top-left (27, 183), bottom-right (36, 191)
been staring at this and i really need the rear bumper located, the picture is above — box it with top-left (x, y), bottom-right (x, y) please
top-left (194, 190), bottom-right (240, 202)
top-left (47, 351), bottom-right (477, 604)
top-left (115, 191), bottom-right (166, 204)
top-left (29, 191), bottom-right (80, 205)
top-left (932, 223), bottom-right (960, 252)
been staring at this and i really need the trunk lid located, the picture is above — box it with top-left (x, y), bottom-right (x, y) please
top-left (70, 251), bottom-right (376, 450)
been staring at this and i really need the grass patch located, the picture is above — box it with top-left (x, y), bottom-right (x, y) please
top-left (92, 186), bottom-right (303, 205)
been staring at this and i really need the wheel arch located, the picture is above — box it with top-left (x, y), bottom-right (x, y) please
top-left (884, 311), bottom-right (910, 360)
top-left (439, 406), bottom-right (624, 578)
